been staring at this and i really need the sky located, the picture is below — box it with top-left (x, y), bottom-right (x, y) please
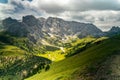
top-left (0, 0), bottom-right (120, 31)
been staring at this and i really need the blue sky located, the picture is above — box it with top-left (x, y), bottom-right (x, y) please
top-left (0, 0), bottom-right (8, 3)
top-left (0, 0), bottom-right (32, 3)
top-left (0, 0), bottom-right (120, 31)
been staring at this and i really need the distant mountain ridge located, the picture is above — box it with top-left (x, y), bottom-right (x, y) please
top-left (2, 15), bottom-right (103, 43)
top-left (1, 15), bottom-right (120, 48)
top-left (104, 26), bottom-right (120, 37)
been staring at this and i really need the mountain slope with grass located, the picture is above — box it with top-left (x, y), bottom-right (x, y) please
top-left (0, 32), bottom-right (51, 80)
top-left (1, 16), bottom-right (120, 80)
top-left (26, 35), bottom-right (120, 80)
top-left (2, 15), bottom-right (103, 53)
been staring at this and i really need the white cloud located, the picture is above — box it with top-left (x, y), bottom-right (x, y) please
top-left (0, 0), bottom-right (120, 31)
top-left (0, 3), bottom-right (15, 19)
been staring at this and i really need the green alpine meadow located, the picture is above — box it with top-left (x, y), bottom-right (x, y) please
top-left (0, 0), bottom-right (120, 80)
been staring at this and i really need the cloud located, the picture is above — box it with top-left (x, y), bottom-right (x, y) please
top-left (0, 0), bottom-right (44, 19)
top-left (70, 10), bottom-right (120, 31)
top-left (29, 0), bottom-right (120, 14)
top-left (0, 0), bottom-right (120, 31)
top-left (69, 0), bottom-right (120, 11)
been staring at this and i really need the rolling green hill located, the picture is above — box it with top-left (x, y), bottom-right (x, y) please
top-left (1, 30), bottom-right (120, 80)
top-left (0, 44), bottom-right (51, 80)
top-left (0, 32), bottom-right (51, 80)
top-left (26, 35), bottom-right (120, 80)
top-left (1, 15), bottom-right (120, 80)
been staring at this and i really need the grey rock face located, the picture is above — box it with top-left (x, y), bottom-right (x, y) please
top-left (104, 26), bottom-right (120, 37)
top-left (42, 17), bottom-right (103, 38)
top-left (109, 26), bottom-right (120, 33)
top-left (2, 17), bottom-right (28, 37)
top-left (2, 15), bottom-right (103, 43)
top-left (22, 15), bottom-right (44, 42)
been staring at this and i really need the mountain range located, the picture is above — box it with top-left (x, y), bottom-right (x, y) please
top-left (0, 15), bottom-right (120, 80)
top-left (1, 15), bottom-right (120, 46)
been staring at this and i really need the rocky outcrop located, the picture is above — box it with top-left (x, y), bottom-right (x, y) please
top-left (43, 17), bottom-right (103, 38)
top-left (108, 26), bottom-right (120, 33)
top-left (2, 15), bottom-right (103, 43)
top-left (104, 26), bottom-right (120, 37)
top-left (2, 17), bottom-right (28, 37)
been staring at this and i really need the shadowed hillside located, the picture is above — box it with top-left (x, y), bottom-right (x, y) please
top-left (26, 35), bottom-right (120, 80)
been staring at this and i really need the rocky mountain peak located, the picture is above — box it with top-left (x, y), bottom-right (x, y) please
top-left (45, 17), bottom-right (66, 27)
top-left (2, 17), bottom-right (28, 37)
top-left (2, 15), bottom-right (104, 43)
top-left (109, 26), bottom-right (120, 32)
top-left (22, 15), bottom-right (39, 26)
top-left (2, 17), bottom-right (18, 28)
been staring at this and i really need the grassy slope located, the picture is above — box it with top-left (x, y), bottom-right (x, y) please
top-left (0, 33), bottom-right (51, 80)
top-left (26, 36), bottom-right (120, 80)
top-left (38, 37), bottom-right (99, 62)
top-left (0, 44), bottom-right (26, 56)
top-left (0, 44), bottom-right (26, 80)
top-left (38, 50), bottom-right (66, 62)
top-left (0, 44), bottom-right (51, 80)
top-left (95, 53), bottom-right (120, 80)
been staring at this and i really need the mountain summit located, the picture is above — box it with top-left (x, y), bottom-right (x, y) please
top-left (2, 15), bottom-right (103, 43)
